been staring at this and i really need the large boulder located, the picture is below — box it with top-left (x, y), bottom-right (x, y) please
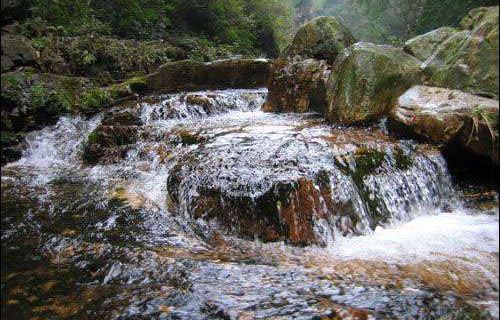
top-left (284, 16), bottom-right (356, 64)
top-left (403, 27), bottom-right (456, 61)
top-left (326, 42), bottom-right (422, 125)
top-left (422, 6), bottom-right (499, 99)
top-left (262, 58), bottom-right (330, 113)
top-left (166, 120), bottom-right (451, 246)
top-left (143, 59), bottom-right (271, 94)
top-left (389, 85), bottom-right (499, 165)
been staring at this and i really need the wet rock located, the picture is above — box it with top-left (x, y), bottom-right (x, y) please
top-left (389, 85), bottom-right (499, 165)
top-left (143, 59), bottom-right (271, 94)
top-left (326, 42), bottom-right (422, 125)
top-left (1, 33), bottom-right (38, 71)
top-left (83, 110), bottom-right (141, 165)
top-left (167, 124), bottom-right (451, 246)
top-left (403, 27), bottom-right (456, 61)
top-left (284, 16), bottom-right (356, 65)
top-left (185, 94), bottom-right (214, 109)
top-left (262, 58), bottom-right (330, 114)
top-left (422, 6), bottom-right (499, 99)
top-left (140, 88), bottom-right (267, 121)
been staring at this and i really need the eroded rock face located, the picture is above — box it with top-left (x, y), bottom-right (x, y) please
top-left (284, 16), bottom-right (356, 64)
top-left (422, 6), bottom-right (499, 99)
top-left (262, 58), bottom-right (330, 113)
top-left (326, 42), bottom-right (422, 125)
top-left (404, 27), bottom-right (456, 61)
top-left (143, 59), bottom-right (271, 94)
top-left (389, 85), bottom-right (499, 165)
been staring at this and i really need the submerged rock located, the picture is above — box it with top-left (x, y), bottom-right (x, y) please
top-left (167, 123), bottom-right (451, 246)
top-left (143, 59), bottom-right (271, 94)
top-left (326, 42), bottom-right (422, 125)
top-left (389, 85), bottom-right (499, 165)
top-left (404, 27), bottom-right (456, 61)
top-left (285, 16), bottom-right (356, 64)
top-left (262, 58), bottom-right (330, 113)
top-left (422, 6), bottom-right (499, 99)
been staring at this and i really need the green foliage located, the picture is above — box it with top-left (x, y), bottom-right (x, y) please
top-left (94, 0), bottom-right (174, 39)
top-left (29, 84), bottom-right (71, 116)
top-left (30, 84), bottom-right (50, 110)
top-left (87, 130), bottom-right (101, 144)
top-left (59, 35), bottom-right (175, 79)
top-left (24, 0), bottom-right (296, 58)
top-left (1, 72), bottom-right (31, 109)
top-left (80, 88), bottom-right (112, 112)
top-left (311, 0), bottom-right (498, 43)
top-left (246, 0), bottom-right (296, 53)
top-left (414, 0), bottom-right (498, 35)
top-left (31, 0), bottom-right (111, 36)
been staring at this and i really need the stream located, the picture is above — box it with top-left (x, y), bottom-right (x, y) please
top-left (1, 88), bottom-right (498, 319)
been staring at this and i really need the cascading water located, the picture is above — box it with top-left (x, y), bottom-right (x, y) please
top-left (1, 88), bottom-right (498, 319)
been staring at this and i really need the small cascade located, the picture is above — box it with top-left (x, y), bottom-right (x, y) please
top-left (5, 88), bottom-right (455, 244)
top-left (139, 88), bottom-right (267, 122)
top-left (2, 88), bottom-right (498, 319)
top-left (15, 115), bottom-right (102, 168)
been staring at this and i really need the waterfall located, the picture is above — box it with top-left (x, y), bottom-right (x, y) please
top-left (5, 88), bottom-right (455, 244)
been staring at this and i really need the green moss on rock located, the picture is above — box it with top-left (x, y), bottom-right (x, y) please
top-left (403, 27), bottom-right (456, 61)
top-left (174, 129), bottom-right (206, 145)
top-left (326, 42), bottom-right (422, 125)
top-left (284, 16), bottom-right (356, 64)
top-left (79, 87), bottom-right (112, 114)
top-left (143, 59), bottom-right (270, 94)
top-left (423, 6), bottom-right (499, 99)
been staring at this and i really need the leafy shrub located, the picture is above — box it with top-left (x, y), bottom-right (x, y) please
top-left (79, 88), bottom-right (112, 113)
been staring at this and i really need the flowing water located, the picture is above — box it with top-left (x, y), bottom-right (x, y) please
top-left (1, 88), bottom-right (498, 319)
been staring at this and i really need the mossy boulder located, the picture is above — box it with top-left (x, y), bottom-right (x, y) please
top-left (143, 59), bottom-right (271, 94)
top-left (461, 5), bottom-right (499, 31)
top-left (422, 6), bottom-right (499, 99)
top-left (389, 85), bottom-right (499, 165)
top-left (262, 58), bottom-right (330, 113)
top-left (284, 16), bottom-right (356, 64)
top-left (403, 27), bottom-right (456, 61)
top-left (326, 42), bottom-right (422, 125)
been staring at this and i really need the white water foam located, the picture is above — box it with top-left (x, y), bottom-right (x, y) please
top-left (328, 208), bottom-right (499, 263)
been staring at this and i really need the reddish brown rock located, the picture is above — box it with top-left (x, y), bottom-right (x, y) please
top-left (262, 58), bottom-right (330, 114)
